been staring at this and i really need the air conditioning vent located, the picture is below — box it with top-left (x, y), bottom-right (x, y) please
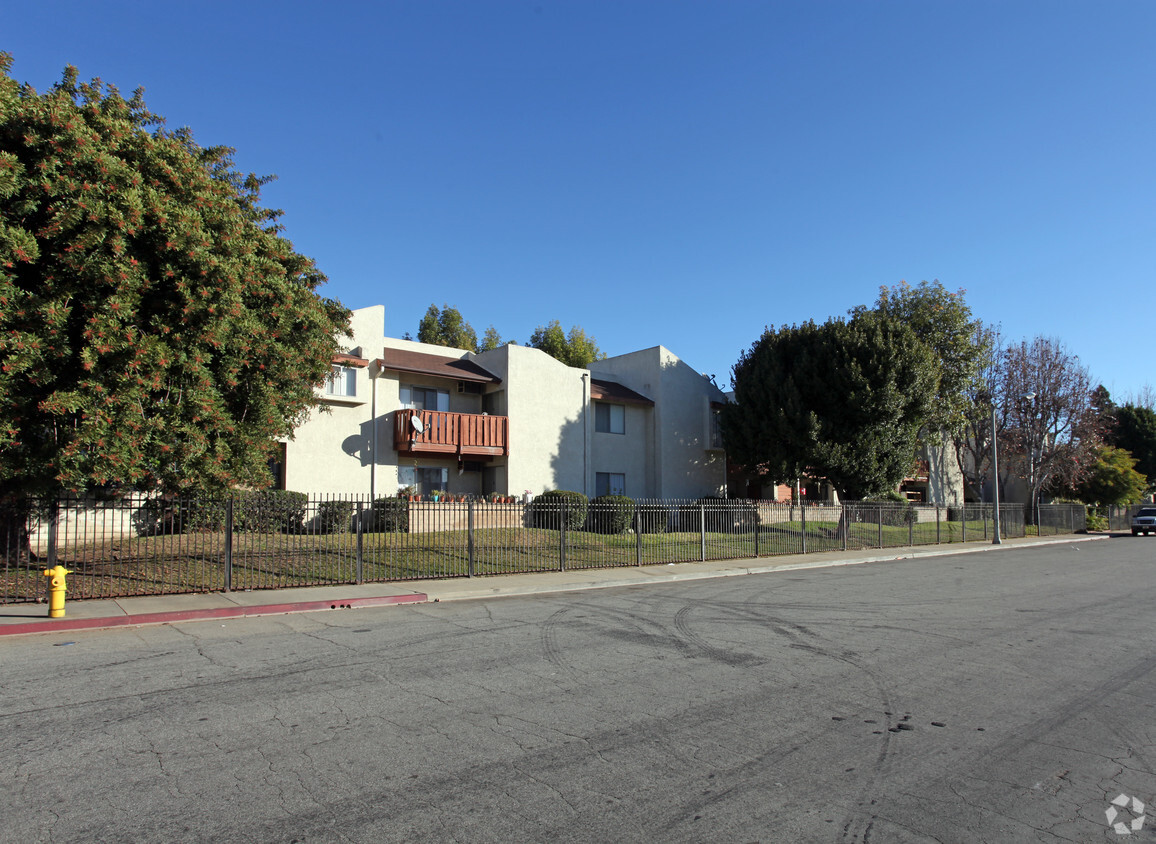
top-left (458, 381), bottom-right (483, 395)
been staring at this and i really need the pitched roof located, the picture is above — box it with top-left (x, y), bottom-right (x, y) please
top-left (379, 349), bottom-right (501, 384)
top-left (590, 378), bottom-right (654, 407)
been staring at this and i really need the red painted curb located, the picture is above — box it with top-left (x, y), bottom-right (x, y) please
top-left (0, 593), bottom-right (428, 637)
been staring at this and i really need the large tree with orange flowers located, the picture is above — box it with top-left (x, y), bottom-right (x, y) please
top-left (0, 53), bottom-right (349, 501)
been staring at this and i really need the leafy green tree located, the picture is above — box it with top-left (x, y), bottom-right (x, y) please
top-left (1072, 445), bottom-right (1147, 507)
top-left (721, 312), bottom-right (937, 500)
top-left (1110, 404), bottom-right (1156, 490)
top-left (478, 325), bottom-right (504, 352)
top-left (527, 320), bottom-right (605, 367)
top-left (416, 303), bottom-right (478, 352)
top-left (854, 280), bottom-right (986, 435)
top-left (0, 54), bottom-right (349, 500)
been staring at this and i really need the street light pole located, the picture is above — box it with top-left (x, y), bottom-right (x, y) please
top-left (991, 403), bottom-right (1001, 545)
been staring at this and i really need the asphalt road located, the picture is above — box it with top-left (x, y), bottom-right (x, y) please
top-left (2, 538), bottom-right (1154, 843)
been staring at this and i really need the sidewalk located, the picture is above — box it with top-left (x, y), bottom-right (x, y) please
top-left (0, 534), bottom-right (1107, 637)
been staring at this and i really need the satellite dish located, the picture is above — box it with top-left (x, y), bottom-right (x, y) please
top-left (410, 415), bottom-right (425, 434)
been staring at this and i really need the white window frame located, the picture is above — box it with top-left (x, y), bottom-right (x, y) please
top-left (401, 385), bottom-right (450, 412)
top-left (596, 472), bottom-right (626, 497)
top-left (595, 402), bottom-right (625, 435)
top-left (325, 365), bottom-right (357, 397)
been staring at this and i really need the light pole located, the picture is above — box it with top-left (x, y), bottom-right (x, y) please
top-left (991, 403), bottom-right (1001, 545)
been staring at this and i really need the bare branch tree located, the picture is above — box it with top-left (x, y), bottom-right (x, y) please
top-left (1000, 337), bottom-right (1100, 519)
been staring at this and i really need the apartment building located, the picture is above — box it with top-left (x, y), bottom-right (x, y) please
top-left (278, 306), bottom-right (728, 500)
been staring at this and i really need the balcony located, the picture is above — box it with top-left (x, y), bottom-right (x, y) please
top-left (394, 409), bottom-right (509, 459)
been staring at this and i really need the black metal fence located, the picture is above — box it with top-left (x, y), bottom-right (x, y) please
top-left (0, 494), bottom-right (1084, 604)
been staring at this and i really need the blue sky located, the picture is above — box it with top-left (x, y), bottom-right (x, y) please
top-left (7, 1), bottom-right (1155, 399)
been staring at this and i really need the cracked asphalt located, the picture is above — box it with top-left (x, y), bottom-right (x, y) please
top-left (2, 537), bottom-right (1154, 843)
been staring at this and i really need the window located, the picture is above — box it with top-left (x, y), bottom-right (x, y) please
top-left (398, 465), bottom-right (449, 494)
top-left (401, 385), bottom-right (450, 412)
top-left (709, 407), bottom-right (723, 449)
top-left (595, 402), bottom-right (625, 434)
top-left (325, 365), bottom-right (357, 397)
top-left (596, 472), bottom-right (626, 497)
top-left (267, 442), bottom-right (286, 490)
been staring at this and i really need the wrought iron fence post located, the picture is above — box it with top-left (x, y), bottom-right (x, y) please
top-left (356, 501), bottom-right (364, 584)
top-left (700, 503), bottom-right (706, 562)
top-left (468, 500), bottom-right (476, 577)
top-left (936, 505), bottom-right (941, 544)
top-left (962, 506), bottom-right (966, 543)
top-left (983, 507), bottom-right (988, 540)
top-left (46, 498), bottom-right (59, 570)
top-left (909, 512), bottom-right (914, 546)
top-left (801, 503), bottom-right (807, 554)
top-left (224, 496), bottom-right (234, 592)
top-left (559, 501), bottom-right (567, 572)
top-left (635, 509), bottom-right (642, 567)
top-left (754, 503), bottom-right (760, 558)
top-left (877, 505), bottom-right (883, 549)
top-left (841, 504), bottom-right (847, 552)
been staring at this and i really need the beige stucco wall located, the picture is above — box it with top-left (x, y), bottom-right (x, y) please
top-left (284, 308), bottom-right (727, 501)
top-left (589, 402), bottom-right (653, 498)
top-left (283, 305), bottom-right (384, 496)
top-left (473, 344), bottom-right (588, 496)
top-left (922, 435), bottom-right (965, 506)
top-left (591, 346), bottom-right (727, 499)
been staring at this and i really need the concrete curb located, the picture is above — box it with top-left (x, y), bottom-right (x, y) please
top-left (0, 534), bottom-right (1106, 637)
top-left (0, 593), bottom-right (428, 637)
top-left (415, 534), bottom-right (1108, 603)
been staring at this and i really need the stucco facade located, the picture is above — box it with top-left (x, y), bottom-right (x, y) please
top-left (281, 307), bottom-right (729, 500)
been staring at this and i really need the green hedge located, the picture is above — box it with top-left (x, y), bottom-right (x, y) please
top-left (134, 491), bottom-right (310, 535)
top-left (585, 495), bottom-right (636, 534)
top-left (528, 490), bottom-right (588, 531)
top-left (239, 491), bottom-right (309, 533)
top-left (635, 502), bottom-right (672, 534)
top-left (369, 496), bottom-right (410, 533)
top-left (313, 499), bottom-right (353, 534)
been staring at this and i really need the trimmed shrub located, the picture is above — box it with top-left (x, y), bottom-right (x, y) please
top-left (635, 502), bottom-right (672, 534)
top-left (133, 496), bottom-right (185, 536)
top-left (313, 499), bottom-right (353, 534)
top-left (237, 490), bottom-right (309, 533)
top-left (369, 496), bottom-right (410, 533)
top-left (678, 496), bottom-right (760, 533)
top-left (585, 495), bottom-right (635, 534)
top-left (183, 497), bottom-right (230, 532)
top-left (528, 490), bottom-right (588, 531)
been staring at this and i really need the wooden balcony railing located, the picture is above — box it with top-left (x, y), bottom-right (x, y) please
top-left (394, 409), bottom-right (509, 459)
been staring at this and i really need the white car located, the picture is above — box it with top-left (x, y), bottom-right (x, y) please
top-left (1131, 507), bottom-right (1156, 536)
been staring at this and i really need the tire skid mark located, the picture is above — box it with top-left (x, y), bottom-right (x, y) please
top-left (720, 593), bottom-right (899, 843)
top-left (539, 606), bottom-right (573, 674)
top-left (672, 604), bottom-right (763, 667)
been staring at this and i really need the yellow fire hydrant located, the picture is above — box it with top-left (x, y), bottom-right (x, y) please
top-left (42, 565), bottom-right (73, 618)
